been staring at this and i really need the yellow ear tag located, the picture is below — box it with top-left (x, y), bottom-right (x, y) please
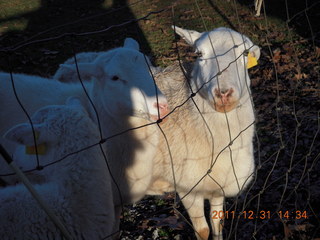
top-left (247, 52), bottom-right (258, 69)
top-left (25, 131), bottom-right (47, 155)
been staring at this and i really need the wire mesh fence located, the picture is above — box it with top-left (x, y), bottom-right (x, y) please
top-left (0, 0), bottom-right (319, 239)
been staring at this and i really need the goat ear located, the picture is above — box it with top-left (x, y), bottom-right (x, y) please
top-left (123, 38), bottom-right (140, 51)
top-left (249, 45), bottom-right (261, 60)
top-left (172, 25), bottom-right (202, 46)
top-left (60, 63), bottom-right (103, 78)
top-left (4, 123), bottom-right (41, 145)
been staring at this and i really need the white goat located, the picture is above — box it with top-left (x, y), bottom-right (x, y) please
top-left (1, 98), bottom-right (115, 240)
top-left (51, 39), bottom-right (167, 206)
top-left (0, 38), bottom-right (169, 186)
top-left (147, 26), bottom-right (260, 240)
top-left (1, 38), bottom-right (169, 236)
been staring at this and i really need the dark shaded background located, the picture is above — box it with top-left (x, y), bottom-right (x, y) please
top-left (0, 0), bottom-right (152, 76)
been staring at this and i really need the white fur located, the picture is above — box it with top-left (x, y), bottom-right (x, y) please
top-left (147, 27), bottom-right (260, 240)
top-left (53, 39), bottom-right (161, 83)
top-left (53, 51), bottom-right (99, 82)
top-left (254, 0), bottom-right (263, 16)
top-left (1, 98), bottom-right (115, 239)
top-left (0, 38), bottom-right (168, 185)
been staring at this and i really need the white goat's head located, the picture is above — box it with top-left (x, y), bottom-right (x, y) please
top-left (60, 38), bottom-right (169, 121)
top-left (3, 98), bottom-right (97, 172)
top-left (173, 26), bottom-right (260, 113)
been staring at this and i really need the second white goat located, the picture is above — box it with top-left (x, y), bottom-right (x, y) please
top-left (147, 26), bottom-right (260, 240)
top-left (0, 38), bottom-right (168, 186)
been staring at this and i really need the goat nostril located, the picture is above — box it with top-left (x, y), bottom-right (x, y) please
top-left (220, 89), bottom-right (228, 94)
top-left (161, 104), bottom-right (169, 111)
top-left (214, 88), bottom-right (222, 98)
top-left (215, 88), bottom-right (234, 98)
top-left (226, 88), bottom-right (234, 97)
top-left (154, 102), bottom-right (168, 110)
top-left (153, 102), bottom-right (169, 118)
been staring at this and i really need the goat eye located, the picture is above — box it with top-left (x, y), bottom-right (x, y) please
top-left (111, 75), bottom-right (119, 81)
top-left (196, 51), bottom-right (203, 57)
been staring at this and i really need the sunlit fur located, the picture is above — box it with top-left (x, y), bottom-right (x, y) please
top-left (147, 26), bottom-right (259, 240)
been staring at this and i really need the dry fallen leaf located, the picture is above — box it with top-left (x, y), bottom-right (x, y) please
top-left (294, 72), bottom-right (308, 80)
top-left (288, 223), bottom-right (314, 232)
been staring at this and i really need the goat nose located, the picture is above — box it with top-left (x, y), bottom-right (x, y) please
top-left (158, 103), bottom-right (169, 118)
top-left (215, 88), bottom-right (234, 97)
top-left (214, 88), bottom-right (234, 105)
top-left (154, 102), bottom-right (169, 119)
top-left (220, 89), bottom-right (229, 94)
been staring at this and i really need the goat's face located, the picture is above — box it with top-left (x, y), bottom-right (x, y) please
top-left (97, 47), bottom-right (169, 122)
top-left (61, 38), bottom-right (169, 122)
top-left (173, 26), bottom-right (260, 113)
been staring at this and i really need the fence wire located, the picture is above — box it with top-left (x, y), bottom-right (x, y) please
top-left (0, 0), bottom-right (319, 239)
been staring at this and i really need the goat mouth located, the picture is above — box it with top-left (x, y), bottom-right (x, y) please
top-left (213, 100), bottom-right (239, 113)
